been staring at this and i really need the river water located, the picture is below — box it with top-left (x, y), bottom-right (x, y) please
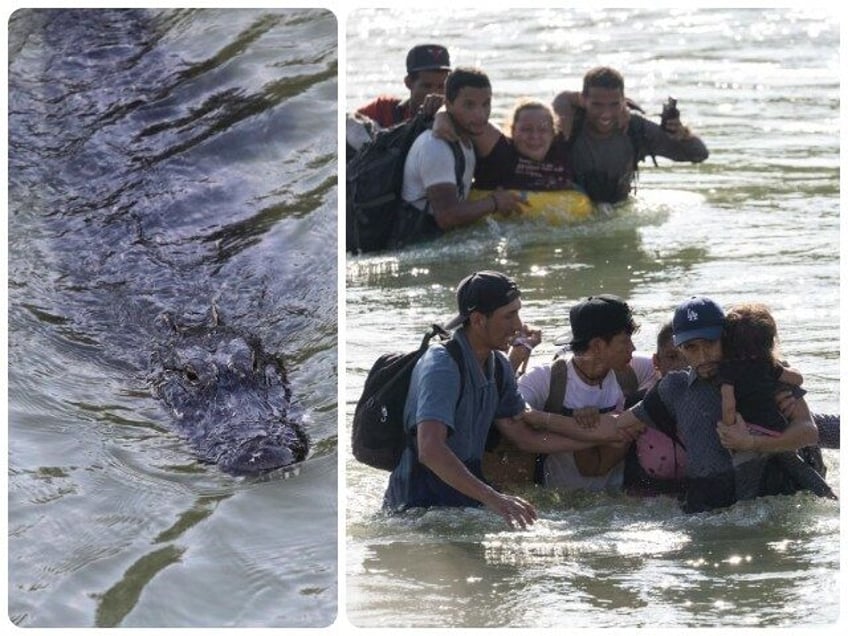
top-left (7, 8), bottom-right (337, 627)
top-left (345, 8), bottom-right (840, 628)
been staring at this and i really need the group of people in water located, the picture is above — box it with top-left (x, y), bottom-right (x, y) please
top-left (382, 271), bottom-right (837, 527)
top-left (349, 44), bottom-right (837, 526)
top-left (350, 43), bottom-right (708, 247)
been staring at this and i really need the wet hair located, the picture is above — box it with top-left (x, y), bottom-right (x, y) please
top-left (505, 98), bottom-right (557, 137)
top-left (445, 67), bottom-right (491, 103)
top-left (656, 321), bottom-right (674, 351)
top-left (582, 66), bottom-right (625, 96)
top-left (722, 303), bottom-right (780, 363)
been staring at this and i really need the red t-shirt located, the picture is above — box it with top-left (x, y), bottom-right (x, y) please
top-left (356, 96), bottom-right (411, 128)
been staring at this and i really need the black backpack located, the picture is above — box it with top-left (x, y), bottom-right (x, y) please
top-left (351, 325), bottom-right (505, 471)
top-left (352, 325), bottom-right (452, 470)
top-left (346, 114), bottom-right (465, 254)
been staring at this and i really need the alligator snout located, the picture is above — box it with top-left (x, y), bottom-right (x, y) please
top-left (218, 428), bottom-right (309, 475)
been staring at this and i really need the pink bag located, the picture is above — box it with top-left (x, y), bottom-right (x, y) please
top-left (636, 427), bottom-right (687, 480)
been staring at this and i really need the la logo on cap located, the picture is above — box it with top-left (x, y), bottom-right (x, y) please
top-left (687, 308), bottom-right (698, 322)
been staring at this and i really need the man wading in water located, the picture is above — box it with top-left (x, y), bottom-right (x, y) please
top-left (383, 271), bottom-right (636, 528)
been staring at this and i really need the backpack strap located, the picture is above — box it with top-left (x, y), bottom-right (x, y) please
top-left (448, 141), bottom-right (466, 199)
top-left (443, 338), bottom-right (466, 398)
top-left (544, 356), bottom-right (569, 413)
top-left (613, 365), bottom-right (639, 401)
top-left (493, 352), bottom-right (505, 397)
top-left (404, 325), bottom-right (454, 452)
top-left (444, 337), bottom-right (506, 402)
top-left (421, 323), bottom-right (449, 349)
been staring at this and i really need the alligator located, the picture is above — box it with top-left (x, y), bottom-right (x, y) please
top-left (8, 9), bottom-right (323, 477)
top-left (150, 310), bottom-right (308, 475)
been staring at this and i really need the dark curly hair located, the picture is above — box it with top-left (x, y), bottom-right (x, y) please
top-left (722, 303), bottom-right (780, 363)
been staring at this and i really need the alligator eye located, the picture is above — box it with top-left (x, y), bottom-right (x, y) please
top-left (184, 366), bottom-right (200, 383)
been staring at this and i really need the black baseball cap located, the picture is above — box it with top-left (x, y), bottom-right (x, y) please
top-left (406, 44), bottom-right (451, 74)
top-left (444, 271), bottom-right (521, 330)
top-left (563, 294), bottom-right (636, 346)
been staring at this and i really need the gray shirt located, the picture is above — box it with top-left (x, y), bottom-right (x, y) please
top-left (631, 368), bottom-right (732, 479)
top-left (569, 114), bottom-right (708, 203)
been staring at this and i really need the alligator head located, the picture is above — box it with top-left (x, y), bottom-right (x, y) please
top-left (150, 314), bottom-right (308, 475)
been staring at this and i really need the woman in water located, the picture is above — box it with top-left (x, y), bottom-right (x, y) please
top-left (433, 98), bottom-right (576, 192)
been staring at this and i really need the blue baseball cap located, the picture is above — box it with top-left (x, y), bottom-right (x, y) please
top-left (672, 296), bottom-right (725, 346)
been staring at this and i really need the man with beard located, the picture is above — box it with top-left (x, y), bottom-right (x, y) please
top-left (612, 296), bottom-right (820, 512)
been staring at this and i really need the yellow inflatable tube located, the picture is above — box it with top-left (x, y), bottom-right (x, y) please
top-left (469, 188), bottom-right (594, 226)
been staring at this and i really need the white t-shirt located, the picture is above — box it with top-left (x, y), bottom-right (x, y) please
top-left (401, 130), bottom-right (476, 211)
top-left (518, 357), bottom-right (626, 493)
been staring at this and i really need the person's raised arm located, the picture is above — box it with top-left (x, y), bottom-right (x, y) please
top-left (645, 115), bottom-right (709, 162)
top-left (552, 90), bottom-right (581, 141)
top-left (720, 383), bottom-right (737, 428)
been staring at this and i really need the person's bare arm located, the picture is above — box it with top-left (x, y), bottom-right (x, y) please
top-left (417, 420), bottom-right (537, 528)
top-left (495, 416), bottom-right (597, 454)
top-left (720, 383), bottom-right (737, 427)
top-left (431, 110), bottom-right (503, 157)
top-left (778, 365), bottom-right (803, 387)
top-left (552, 90), bottom-right (581, 140)
top-left (524, 409), bottom-right (644, 442)
top-left (716, 397), bottom-right (818, 453)
top-left (427, 183), bottom-right (524, 230)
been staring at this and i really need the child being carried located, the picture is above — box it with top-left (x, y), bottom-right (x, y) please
top-left (718, 303), bottom-right (834, 501)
